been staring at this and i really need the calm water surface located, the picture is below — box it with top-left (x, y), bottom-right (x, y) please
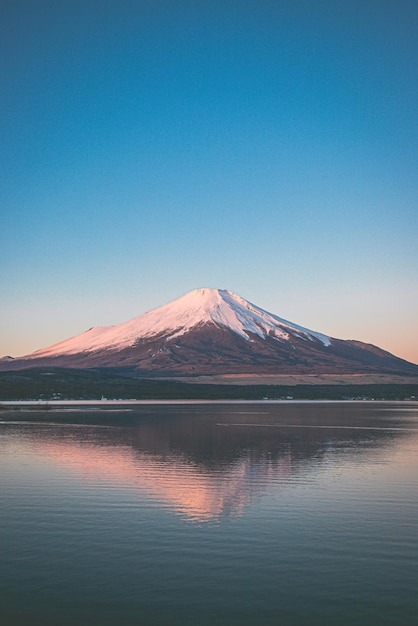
top-left (1, 402), bottom-right (417, 625)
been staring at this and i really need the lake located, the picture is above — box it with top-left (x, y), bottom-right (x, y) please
top-left (1, 401), bottom-right (418, 625)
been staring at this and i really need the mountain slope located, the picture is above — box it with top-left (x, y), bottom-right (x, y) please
top-left (1, 288), bottom-right (417, 375)
top-left (25, 288), bottom-right (332, 356)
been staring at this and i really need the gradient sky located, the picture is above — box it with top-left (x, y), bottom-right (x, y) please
top-left (1, 0), bottom-right (417, 363)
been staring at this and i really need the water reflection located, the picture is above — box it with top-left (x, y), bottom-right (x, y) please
top-left (3, 403), bottom-right (417, 522)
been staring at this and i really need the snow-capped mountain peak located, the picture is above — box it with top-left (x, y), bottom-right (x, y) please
top-left (3, 287), bottom-right (417, 376)
top-left (28, 288), bottom-right (331, 359)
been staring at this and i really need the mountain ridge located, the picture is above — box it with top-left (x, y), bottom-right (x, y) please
top-left (1, 288), bottom-right (417, 376)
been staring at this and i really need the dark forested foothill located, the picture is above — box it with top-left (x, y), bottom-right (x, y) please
top-left (0, 368), bottom-right (417, 402)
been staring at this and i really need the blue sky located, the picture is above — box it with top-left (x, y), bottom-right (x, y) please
top-left (1, 0), bottom-right (417, 363)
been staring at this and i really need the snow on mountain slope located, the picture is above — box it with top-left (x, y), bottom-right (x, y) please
top-left (27, 288), bottom-right (331, 359)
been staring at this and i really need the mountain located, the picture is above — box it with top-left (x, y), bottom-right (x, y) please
top-left (1, 288), bottom-right (417, 376)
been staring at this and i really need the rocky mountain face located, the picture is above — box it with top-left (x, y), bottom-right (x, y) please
top-left (1, 288), bottom-right (417, 376)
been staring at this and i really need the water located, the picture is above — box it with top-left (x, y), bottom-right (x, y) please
top-left (1, 402), bottom-right (417, 625)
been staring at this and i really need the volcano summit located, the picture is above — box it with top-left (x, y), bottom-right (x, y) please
top-left (2, 288), bottom-right (417, 376)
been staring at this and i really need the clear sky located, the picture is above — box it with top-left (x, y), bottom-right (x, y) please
top-left (1, 0), bottom-right (417, 364)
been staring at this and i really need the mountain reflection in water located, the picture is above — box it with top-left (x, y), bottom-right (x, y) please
top-left (8, 402), bottom-right (415, 522)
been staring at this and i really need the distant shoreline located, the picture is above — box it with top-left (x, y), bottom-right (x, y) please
top-left (1, 399), bottom-right (417, 408)
top-left (1, 367), bottom-right (417, 402)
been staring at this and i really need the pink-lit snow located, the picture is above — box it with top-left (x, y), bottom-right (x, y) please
top-left (25, 288), bottom-right (332, 358)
